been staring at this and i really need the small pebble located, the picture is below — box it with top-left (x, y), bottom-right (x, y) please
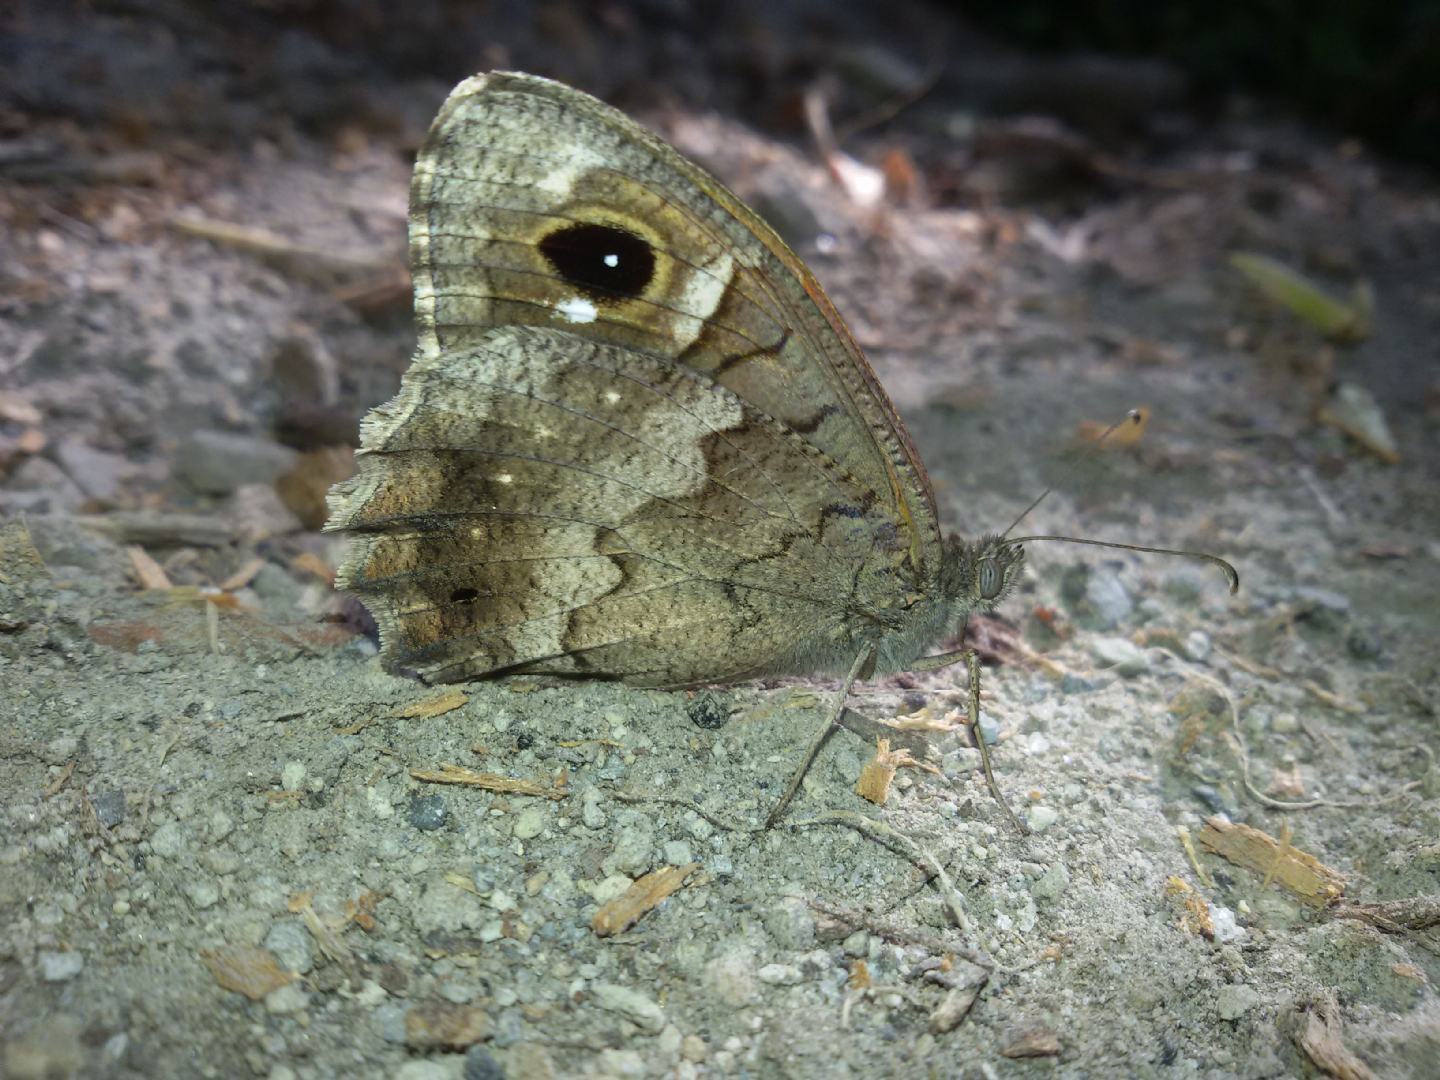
top-left (581, 788), bottom-right (607, 830)
top-left (1184, 630), bottom-right (1212, 662)
top-left (1089, 636), bottom-right (1150, 677)
top-left (264, 920), bottom-right (314, 974)
top-left (149, 822), bottom-right (189, 858)
top-left (44, 736), bottom-right (80, 764)
top-left (593, 983), bottom-right (666, 1033)
top-left (1026, 805), bottom-right (1059, 832)
top-left (1030, 861), bottom-right (1070, 901)
top-left (686, 691), bottom-right (730, 729)
top-left (39, 950), bottom-right (84, 982)
top-left (408, 795), bottom-right (447, 831)
top-left (1272, 713), bottom-right (1301, 734)
top-left (209, 810), bottom-right (235, 840)
top-left (464, 1045), bottom-right (506, 1080)
top-left (657, 1024), bottom-right (683, 1057)
top-left (764, 897), bottom-right (817, 950)
top-left (662, 840), bottom-right (694, 866)
top-left (263, 983), bottom-right (308, 1015)
top-left (1083, 566), bottom-right (1133, 628)
top-left (684, 814), bottom-right (713, 842)
top-left (280, 761), bottom-right (306, 791)
top-left (512, 805), bottom-right (546, 840)
top-left (1216, 983), bottom-right (1260, 1020)
top-left (91, 789), bottom-right (127, 828)
top-left (185, 880), bottom-right (220, 910)
top-left (757, 963), bottom-right (803, 986)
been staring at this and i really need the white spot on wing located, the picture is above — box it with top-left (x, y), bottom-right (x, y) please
top-left (556, 296), bottom-right (598, 324)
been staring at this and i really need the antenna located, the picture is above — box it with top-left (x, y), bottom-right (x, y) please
top-left (1001, 408), bottom-right (1238, 594)
top-left (1002, 409), bottom-right (1148, 539)
top-left (1003, 534), bottom-right (1239, 593)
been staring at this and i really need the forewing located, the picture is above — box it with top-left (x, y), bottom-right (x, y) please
top-left (409, 71), bottom-right (941, 580)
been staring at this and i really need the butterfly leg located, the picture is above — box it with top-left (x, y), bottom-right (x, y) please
top-left (913, 647), bottom-right (1027, 835)
top-left (764, 643), bottom-right (876, 829)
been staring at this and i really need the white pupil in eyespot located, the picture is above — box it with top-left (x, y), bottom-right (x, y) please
top-left (603, 253), bottom-right (619, 268)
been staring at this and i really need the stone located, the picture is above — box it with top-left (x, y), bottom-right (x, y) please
top-left (662, 840), bottom-right (694, 866)
top-left (264, 919), bottom-right (314, 974)
top-left (263, 983), bottom-right (308, 1015)
top-left (1216, 983), bottom-right (1260, 1020)
top-left (1088, 637), bottom-right (1150, 677)
top-left (185, 879), bottom-right (220, 909)
top-left (404, 1000), bottom-right (493, 1049)
top-left (757, 963), bottom-right (803, 986)
top-left (1030, 861), bottom-right (1070, 901)
top-left (54, 439), bottom-right (131, 501)
top-left (409, 795), bottom-right (448, 831)
top-left (763, 897), bottom-right (816, 950)
top-left (39, 950), bottom-right (84, 981)
top-left (149, 822), bottom-right (190, 858)
top-left (592, 983), bottom-right (665, 1033)
top-left (280, 761), bottom-right (306, 791)
top-left (91, 789), bottom-right (127, 828)
top-left (512, 805), bottom-right (546, 840)
top-left (1026, 805), bottom-right (1059, 832)
top-left (174, 430), bottom-right (298, 495)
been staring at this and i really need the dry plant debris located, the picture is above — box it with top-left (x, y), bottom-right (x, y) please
top-left (1284, 991), bottom-right (1377, 1080)
top-left (1229, 252), bottom-right (1372, 343)
top-left (855, 737), bottom-right (924, 805)
top-left (390, 688), bottom-right (468, 719)
top-left (408, 763), bottom-right (569, 800)
top-left (1164, 876), bottom-right (1215, 939)
top-left (1197, 817), bottom-right (1345, 906)
top-left (591, 862), bottom-right (701, 937)
top-left (200, 945), bottom-right (295, 1001)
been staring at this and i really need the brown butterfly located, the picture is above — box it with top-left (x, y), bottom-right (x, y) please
top-left (325, 73), bottom-right (1234, 754)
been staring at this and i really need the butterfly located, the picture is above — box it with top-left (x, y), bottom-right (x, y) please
top-left (325, 71), bottom-right (1234, 701)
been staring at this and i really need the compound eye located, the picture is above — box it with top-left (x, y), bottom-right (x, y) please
top-left (978, 559), bottom-right (1003, 601)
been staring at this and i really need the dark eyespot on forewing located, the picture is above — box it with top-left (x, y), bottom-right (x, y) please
top-left (538, 223), bottom-right (656, 301)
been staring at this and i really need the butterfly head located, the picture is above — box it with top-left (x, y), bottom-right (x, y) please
top-left (941, 533), bottom-right (1025, 614)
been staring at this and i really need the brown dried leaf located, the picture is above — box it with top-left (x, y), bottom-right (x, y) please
top-left (1077, 406), bottom-right (1150, 448)
top-left (1267, 761), bottom-right (1307, 798)
top-left (409, 764), bottom-right (568, 800)
top-left (856, 738), bottom-right (921, 806)
top-left (591, 863), bottom-right (700, 937)
top-left (127, 545), bottom-right (172, 590)
top-left (1198, 817), bottom-right (1345, 906)
top-left (1315, 383), bottom-right (1400, 464)
top-left (219, 556), bottom-right (267, 592)
top-left (1286, 992), bottom-right (1377, 1080)
top-left (201, 945), bottom-right (295, 1000)
top-left (391, 688), bottom-right (468, 719)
